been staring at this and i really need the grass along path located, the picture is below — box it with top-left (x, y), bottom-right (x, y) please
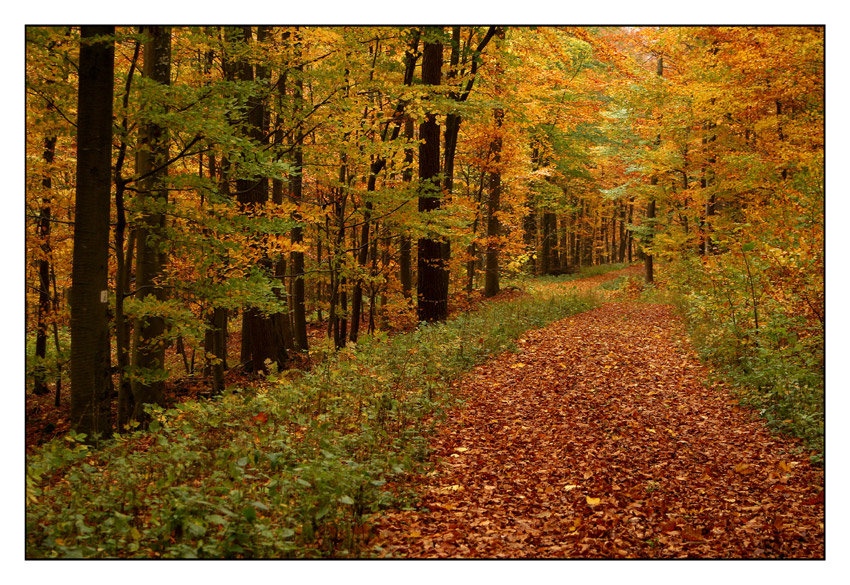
top-left (367, 298), bottom-right (824, 558)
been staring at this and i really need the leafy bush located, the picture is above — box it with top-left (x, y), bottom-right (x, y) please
top-left (665, 250), bottom-right (824, 460)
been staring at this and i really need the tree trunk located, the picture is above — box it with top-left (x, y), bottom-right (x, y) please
top-left (484, 107), bottom-right (504, 297)
top-left (399, 118), bottom-right (415, 300)
top-left (33, 135), bottom-right (56, 396)
top-left (626, 197), bottom-right (635, 264)
top-left (644, 194), bottom-right (656, 283)
top-left (645, 55), bottom-right (663, 283)
top-left (417, 38), bottom-right (447, 322)
top-left (232, 26), bottom-right (288, 373)
top-left (618, 201), bottom-right (627, 262)
top-left (350, 167), bottom-right (380, 343)
top-left (70, 26), bottom-right (115, 442)
top-left (131, 26), bottom-right (171, 421)
top-left (290, 43), bottom-right (309, 351)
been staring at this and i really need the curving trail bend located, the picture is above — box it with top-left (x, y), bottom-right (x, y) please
top-left (368, 276), bottom-right (824, 558)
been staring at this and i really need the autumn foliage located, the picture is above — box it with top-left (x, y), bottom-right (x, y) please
top-left (25, 26), bottom-right (823, 559)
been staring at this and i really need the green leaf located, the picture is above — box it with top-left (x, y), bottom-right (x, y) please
top-left (242, 506), bottom-right (257, 523)
top-left (338, 495), bottom-right (355, 505)
top-left (742, 242), bottom-right (756, 252)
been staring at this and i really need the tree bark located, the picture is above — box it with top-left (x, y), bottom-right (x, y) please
top-left (484, 107), bottom-right (504, 297)
top-left (290, 36), bottom-right (309, 351)
top-left (33, 135), bottom-right (56, 396)
top-left (417, 37), bottom-right (447, 322)
top-left (645, 55), bottom-right (663, 283)
top-left (131, 26), bottom-right (171, 421)
top-left (399, 111), bottom-right (416, 300)
top-left (70, 26), bottom-right (115, 442)
top-left (232, 26), bottom-right (288, 373)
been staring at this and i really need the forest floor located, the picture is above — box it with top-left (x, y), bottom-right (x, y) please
top-left (367, 269), bottom-right (825, 558)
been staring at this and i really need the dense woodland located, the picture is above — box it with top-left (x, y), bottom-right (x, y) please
top-left (25, 26), bottom-right (824, 559)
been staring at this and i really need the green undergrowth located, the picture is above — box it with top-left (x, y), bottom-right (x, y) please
top-left (641, 263), bottom-right (824, 463)
top-left (26, 282), bottom-right (597, 558)
top-left (510, 262), bottom-right (629, 290)
top-left (678, 299), bottom-right (824, 464)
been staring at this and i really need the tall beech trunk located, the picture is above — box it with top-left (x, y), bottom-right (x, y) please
top-left (114, 36), bottom-right (143, 429)
top-left (350, 166), bottom-right (382, 343)
top-left (544, 211), bottom-right (558, 273)
top-left (559, 216), bottom-right (569, 270)
top-left (33, 135), bottom-right (56, 396)
top-left (483, 107), bottom-right (504, 297)
top-left (352, 33), bottom-right (419, 339)
top-left (328, 161), bottom-right (349, 349)
top-left (645, 195), bottom-right (656, 283)
top-left (700, 116), bottom-right (718, 255)
top-left (197, 29), bottom-right (228, 394)
top-left (626, 197), bottom-right (635, 264)
top-left (645, 55), bottom-right (663, 283)
top-left (618, 201), bottom-right (627, 262)
top-left (465, 168), bottom-right (486, 293)
top-left (290, 44), bottom-right (309, 351)
top-left (417, 38), bottom-right (447, 322)
top-left (70, 26), bottom-right (115, 441)
top-left (131, 26), bottom-right (171, 421)
top-left (232, 26), bottom-right (288, 373)
top-left (399, 117), bottom-right (415, 300)
top-left (203, 150), bottom-right (228, 393)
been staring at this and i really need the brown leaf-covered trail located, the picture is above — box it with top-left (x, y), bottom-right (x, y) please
top-left (368, 284), bottom-right (824, 558)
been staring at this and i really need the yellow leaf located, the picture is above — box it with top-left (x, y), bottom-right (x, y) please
top-left (586, 496), bottom-right (601, 506)
top-left (454, 447), bottom-right (469, 453)
top-left (564, 484), bottom-right (578, 491)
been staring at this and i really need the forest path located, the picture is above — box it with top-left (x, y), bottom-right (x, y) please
top-left (368, 283), bottom-right (825, 558)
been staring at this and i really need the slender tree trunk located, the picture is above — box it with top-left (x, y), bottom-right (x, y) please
top-left (465, 172), bottom-right (484, 294)
top-left (290, 44), bottom-right (309, 351)
top-left (70, 26), bottom-right (115, 442)
top-left (131, 26), bottom-right (171, 420)
top-left (541, 211), bottom-right (557, 274)
top-left (350, 168), bottom-right (380, 343)
top-left (231, 26), bottom-right (288, 373)
top-left (626, 197), bottom-right (635, 264)
top-left (645, 55), bottom-right (663, 283)
top-left (33, 135), bottom-right (57, 396)
top-left (644, 195), bottom-right (656, 283)
top-left (618, 201), bottom-right (627, 262)
top-left (110, 35), bottom-right (142, 430)
top-left (559, 216), bottom-right (569, 270)
top-left (700, 117), bottom-right (718, 255)
top-left (203, 149), bottom-right (228, 393)
top-left (397, 32), bottom-right (420, 302)
top-left (399, 119), bottom-right (414, 300)
top-left (484, 107), bottom-right (504, 297)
